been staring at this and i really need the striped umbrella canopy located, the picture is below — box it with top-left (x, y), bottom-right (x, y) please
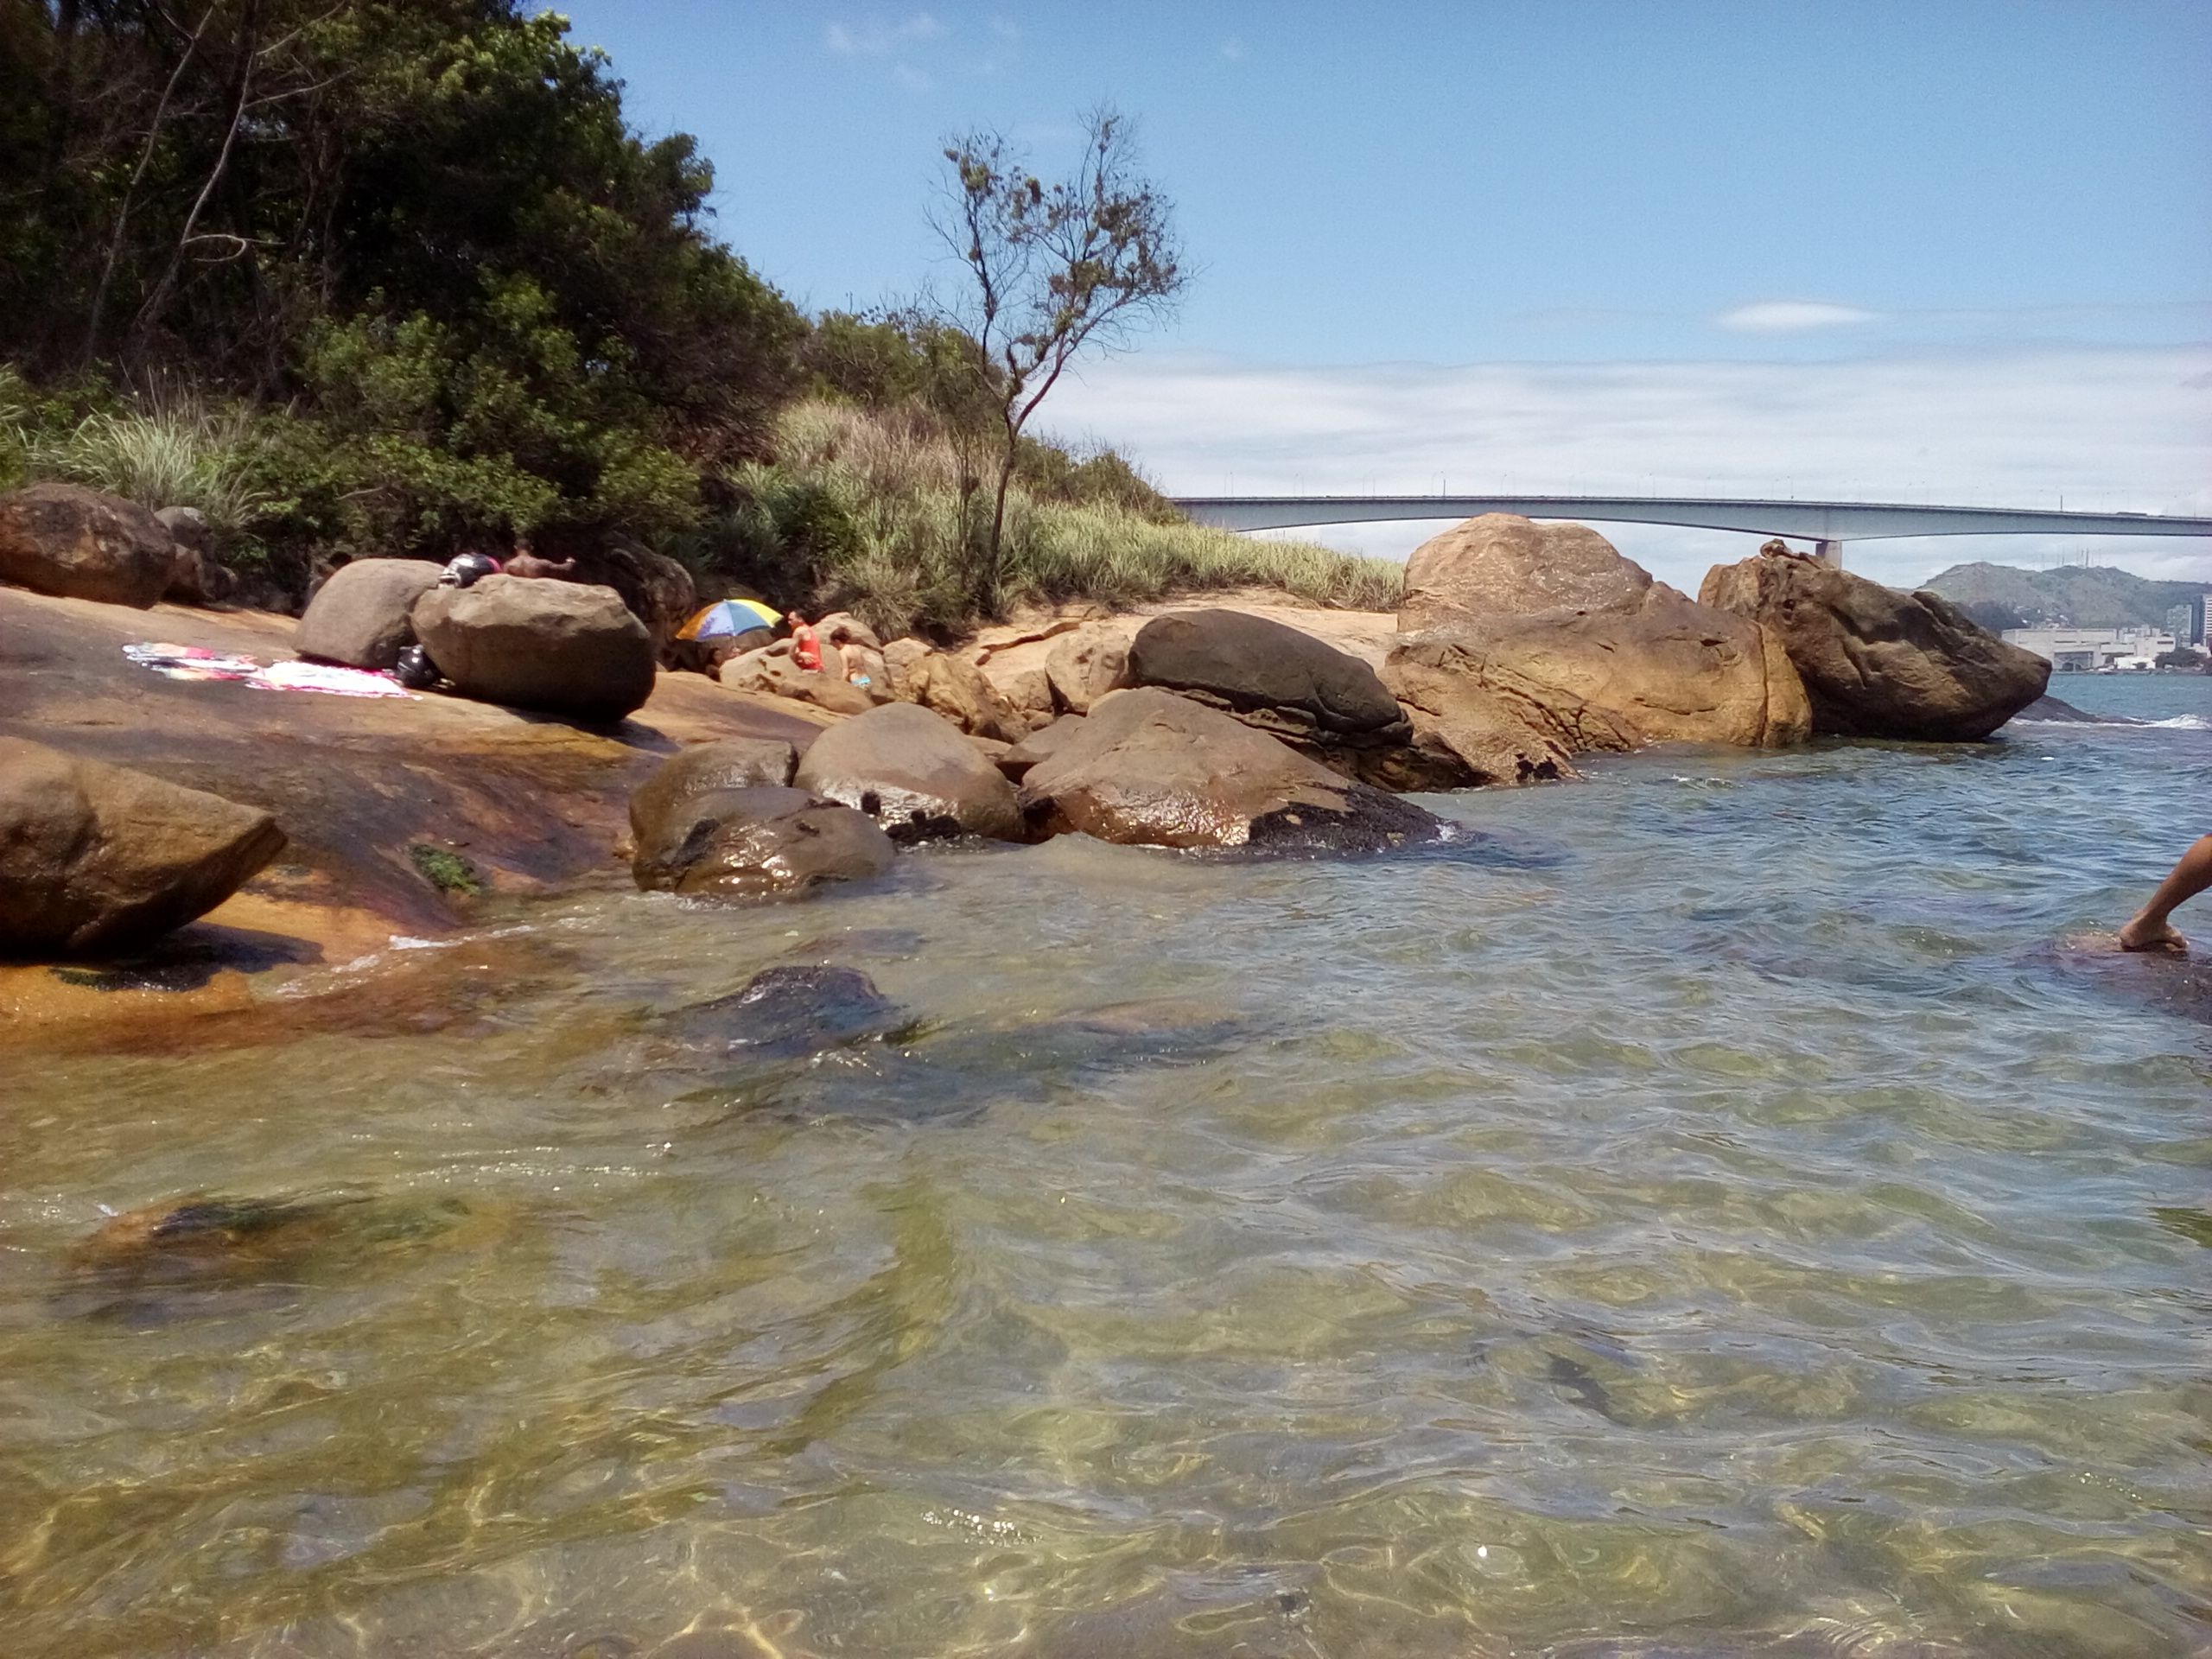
top-left (677, 598), bottom-right (783, 641)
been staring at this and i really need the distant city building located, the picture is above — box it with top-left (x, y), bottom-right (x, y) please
top-left (2002, 626), bottom-right (2176, 671)
top-left (2164, 594), bottom-right (2208, 648)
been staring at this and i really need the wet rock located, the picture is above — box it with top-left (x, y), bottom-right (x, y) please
top-left (1400, 511), bottom-right (1654, 630)
top-left (1700, 548), bottom-right (2050, 741)
top-left (0, 736), bottom-right (285, 954)
top-left (0, 481), bottom-right (177, 607)
top-left (794, 702), bottom-right (1026, 842)
top-left (73, 1194), bottom-right (362, 1278)
top-left (295, 557), bottom-right (443, 670)
top-left (661, 963), bottom-right (908, 1060)
top-left (2015, 692), bottom-right (2127, 726)
top-left (1017, 687), bottom-right (1446, 853)
top-left (995, 713), bottom-right (1088, 783)
top-left (412, 574), bottom-right (658, 721)
top-left (1376, 657), bottom-right (1578, 786)
top-left (632, 784), bottom-right (895, 899)
top-left (1046, 622), bottom-right (1134, 714)
top-left (628, 738), bottom-right (798, 850)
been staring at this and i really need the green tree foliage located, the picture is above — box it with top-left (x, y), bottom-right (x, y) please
top-left (933, 106), bottom-right (1188, 607)
top-left (1, 0), bottom-right (798, 558)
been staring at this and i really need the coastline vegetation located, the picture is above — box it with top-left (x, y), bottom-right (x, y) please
top-left (0, 3), bottom-right (1389, 630)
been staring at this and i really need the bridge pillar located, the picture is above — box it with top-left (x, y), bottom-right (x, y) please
top-left (1815, 538), bottom-right (1846, 569)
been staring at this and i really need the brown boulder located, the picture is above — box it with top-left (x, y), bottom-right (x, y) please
top-left (627, 738), bottom-right (798, 849)
top-left (995, 714), bottom-right (1088, 783)
top-left (890, 647), bottom-right (1034, 741)
top-left (1130, 608), bottom-right (1410, 740)
top-left (1045, 623), bottom-right (1134, 714)
top-left (0, 482), bottom-right (177, 608)
top-left (156, 506), bottom-right (236, 606)
top-left (1374, 658), bottom-right (1576, 787)
top-left (1392, 584), bottom-right (1812, 757)
top-left (1017, 688), bottom-right (1446, 853)
top-left (561, 540), bottom-right (699, 658)
top-left (295, 558), bottom-right (443, 670)
top-left (1400, 512), bottom-right (1652, 629)
top-left (1699, 550), bottom-right (2051, 741)
top-left (0, 736), bottom-right (285, 954)
top-left (794, 702), bottom-right (1025, 842)
top-left (411, 575), bottom-right (657, 721)
top-left (718, 646), bottom-right (877, 715)
top-left (631, 784), bottom-right (894, 899)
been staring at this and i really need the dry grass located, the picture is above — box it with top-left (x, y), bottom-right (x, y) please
top-left (729, 399), bottom-right (1402, 637)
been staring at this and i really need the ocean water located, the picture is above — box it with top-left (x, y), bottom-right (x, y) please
top-left (1, 676), bottom-right (2207, 1659)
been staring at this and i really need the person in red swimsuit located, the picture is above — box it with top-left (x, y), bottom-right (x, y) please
top-left (785, 611), bottom-right (823, 673)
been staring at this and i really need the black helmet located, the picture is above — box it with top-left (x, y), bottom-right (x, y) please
top-left (393, 645), bottom-right (442, 690)
top-left (439, 552), bottom-right (500, 588)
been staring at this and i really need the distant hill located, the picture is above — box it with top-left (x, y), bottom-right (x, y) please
top-left (1919, 562), bottom-right (2212, 632)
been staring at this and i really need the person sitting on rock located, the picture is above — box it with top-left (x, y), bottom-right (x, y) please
top-left (2120, 835), bottom-right (2212, 953)
top-left (786, 611), bottom-right (824, 673)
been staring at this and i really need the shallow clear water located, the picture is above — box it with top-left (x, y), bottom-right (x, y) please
top-left (3, 679), bottom-right (2209, 1659)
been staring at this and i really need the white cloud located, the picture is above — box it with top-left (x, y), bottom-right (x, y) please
top-left (1221, 36), bottom-right (1248, 60)
top-left (1043, 347), bottom-right (2212, 593)
top-left (1717, 300), bottom-right (1883, 334)
top-left (893, 61), bottom-right (931, 91)
top-left (823, 13), bottom-right (945, 56)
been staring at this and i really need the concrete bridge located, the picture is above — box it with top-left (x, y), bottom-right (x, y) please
top-left (1169, 494), bottom-right (2212, 569)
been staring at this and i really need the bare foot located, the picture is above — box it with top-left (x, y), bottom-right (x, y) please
top-left (2119, 915), bottom-right (2189, 954)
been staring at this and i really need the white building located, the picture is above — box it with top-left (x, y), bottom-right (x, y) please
top-left (2001, 626), bottom-right (2175, 672)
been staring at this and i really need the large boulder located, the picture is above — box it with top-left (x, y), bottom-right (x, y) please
top-left (410, 575), bottom-right (657, 721)
top-left (718, 645), bottom-right (876, 715)
top-left (888, 646), bottom-right (1036, 741)
top-left (1391, 584), bottom-right (1812, 757)
top-left (995, 714), bottom-right (1088, 784)
top-left (627, 738), bottom-right (798, 849)
top-left (794, 702), bottom-right (1025, 842)
top-left (1700, 550), bottom-right (2051, 741)
top-left (1383, 515), bottom-right (1811, 772)
top-left (1130, 608), bottom-right (1411, 742)
top-left (631, 784), bottom-right (894, 899)
top-left (1045, 622), bottom-right (1133, 714)
top-left (0, 737), bottom-right (285, 954)
top-left (295, 558), bottom-right (443, 671)
top-left (0, 482), bottom-right (177, 608)
top-left (1400, 512), bottom-right (1652, 630)
top-left (1017, 687), bottom-right (1446, 854)
top-left (156, 505), bottom-right (235, 606)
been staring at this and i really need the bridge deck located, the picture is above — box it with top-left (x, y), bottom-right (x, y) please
top-left (1172, 494), bottom-right (2212, 542)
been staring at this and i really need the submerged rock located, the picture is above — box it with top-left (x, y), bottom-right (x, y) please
top-left (0, 737), bottom-right (285, 954)
top-left (411, 575), bottom-right (658, 721)
top-left (658, 963), bottom-right (911, 1060)
top-left (1700, 548), bottom-right (2050, 741)
top-left (0, 481), bottom-right (177, 607)
top-left (793, 702), bottom-right (1025, 842)
top-left (295, 557), bottom-right (442, 670)
top-left (1017, 687), bottom-right (1446, 853)
top-left (632, 784), bottom-right (895, 899)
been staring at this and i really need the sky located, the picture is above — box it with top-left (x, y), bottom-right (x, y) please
top-left (545, 1), bottom-right (2211, 592)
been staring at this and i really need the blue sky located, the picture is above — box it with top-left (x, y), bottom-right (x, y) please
top-left (547, 2), bottom-right (2211, 588)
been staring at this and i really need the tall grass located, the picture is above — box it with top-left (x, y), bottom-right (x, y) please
top-left (25, 391), bottom-right (274, 534)
top-left (711, 398), bottom-right (1402, 638)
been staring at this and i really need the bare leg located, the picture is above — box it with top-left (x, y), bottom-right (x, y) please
top-left (2120, 834), bottom-right (2212, 952)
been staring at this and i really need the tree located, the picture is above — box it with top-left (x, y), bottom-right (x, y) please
top-left (931, 105), bottom-right (1186, 608)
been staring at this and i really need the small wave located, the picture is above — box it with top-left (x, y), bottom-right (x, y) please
top-left (2145, 714), bottom-right (2211, 729)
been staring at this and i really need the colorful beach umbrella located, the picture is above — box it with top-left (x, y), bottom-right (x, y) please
top-left (677, 598), bottom-right (782, 641)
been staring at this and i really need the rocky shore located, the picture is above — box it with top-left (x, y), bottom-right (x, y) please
top-left (2, 486), bottom-right (2054, 1045)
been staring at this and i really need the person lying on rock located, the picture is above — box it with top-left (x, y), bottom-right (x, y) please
top-left (2120, 835), bottom-right (2212, 953)
top-left (504, 538), bottom-right (578, 582)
